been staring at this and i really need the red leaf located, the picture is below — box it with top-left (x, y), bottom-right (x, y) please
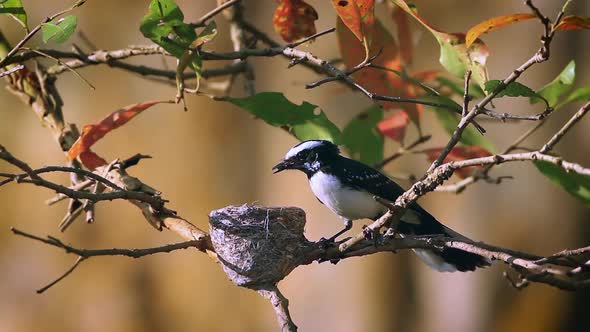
top-left (377, 110), bottom-right (409, 142)
top-left (465, 13), bottom-right (536, 47)
top-left (424, 146), bottom-right (492, 178)
top-left (273, 0), bottom-right (318, 42)
top-left (555, 16), bottom-right (590, 31)
top-left (79, 150), bottom-right (108, 170)
top-left (337, 17), bottom-right (422, 126)
top-left (331, 0), bottom-right (375, 43)
top-left (67, 100), bottom-right (171, 161)
top-left (392, 6), bottom-right (413, 65)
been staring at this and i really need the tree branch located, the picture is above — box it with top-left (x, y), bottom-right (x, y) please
top-left (425, 0), bottom-right (569, 173)
top-left (191, 0), bottom-right (242, 28)
top-left (339, 100), bottom-right (590, 253)
top-left (0, 0), bottom-right (88, 69)
top-left (257, 285), bottom-right (298, 332)
top-left (11, 227), bottom-right (205, 293)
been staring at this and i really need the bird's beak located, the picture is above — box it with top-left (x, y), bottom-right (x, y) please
top-left (272, 160), bottom-right (291, 174)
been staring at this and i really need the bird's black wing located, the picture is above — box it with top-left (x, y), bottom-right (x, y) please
top-left (325, 156), bottom-right (445, 233)
top-left (323, 156), bottom-right (490, 272)
top-left (326, 156), bottom-right (406, 201)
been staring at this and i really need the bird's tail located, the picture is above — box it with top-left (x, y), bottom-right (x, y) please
top-left (398, 209), bottom-right (491, 272)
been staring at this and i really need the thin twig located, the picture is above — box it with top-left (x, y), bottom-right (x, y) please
top-left (0, 64), bottom-right (23, 77)
top-left (339, 99), bottom-right (590, 253)
top-left (0, 0), bottom-right (88, 69)
top-left (374, 135), bottom-right (432, 169)
top-left (425, 0), bottom-right (562, 173)
top-left (12, 227), bottom-right (205, 293)
top-left (462, 70), bottom-right (472, 117)
top-left (480, 107), bottom-right (553, 121)
top-left (540, 102), bottom-right (590, 154)
top-left (37, 256), bottom-right (86, 294)
top-left (23, 48), bottom-right (95, 89)
top-left (11, 227), bottom-right (204, 258)
top-left (437, 101), bottom-right (588, 193)
top-left (0, 148), bottom-right (166, 209)
top-left (257, 285), bottom-right (298, 332)
top-left (191, 0), bottom-right (242, 27)
top-left (288, 27), bottom-right (336, 48)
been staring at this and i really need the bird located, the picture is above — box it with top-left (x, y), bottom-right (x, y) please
top-left (272, 139), bottom-right (490, 272)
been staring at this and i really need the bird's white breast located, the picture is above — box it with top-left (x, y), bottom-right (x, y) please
top-left (309, 172), bottom-right (386, 221)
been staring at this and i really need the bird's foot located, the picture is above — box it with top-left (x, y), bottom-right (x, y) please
top-left (318, 236), bottom-right (336, 250)
top-left (316, 242), bottom-right (340, 264)
top-left (317, 257), bottom-right (341, 265)
top-left (362, 226), bottom-right (383, 247)
top-left (383, 227), bottom-right (397, 239)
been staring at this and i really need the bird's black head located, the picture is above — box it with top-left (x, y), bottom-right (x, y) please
top-left (273, 140), bottom-right (340, 176)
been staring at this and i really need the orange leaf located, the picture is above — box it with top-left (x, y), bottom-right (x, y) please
top-left (391, 0), bottom-right (490, 89)
top-left (377, 110), bottom-right (409, 142)
top-left (465, 13), bottom-right (536, 47)
top-left (67, 100), bottom-right (171, 161)
top-left (337, 17), bottom-right (422, 126)
top-left (392, 6), bottom-right (413, 65)
top-left (273, 0), bottom-right (318, 43)
top-left (79, 150), bottom-right (108, 170)
top-left (331, 0), bottom-right (375, 43)
top-left (424, 146), bottom-right (491, 178)
top-left (390, 0), bottom-right (438, 33)
top-left (555, 16), bottom-right (590, 31)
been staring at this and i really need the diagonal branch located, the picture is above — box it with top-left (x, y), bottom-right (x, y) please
top-left (340, 100), bottom-right (590, 253)
top-left (425, 0), bottom-right (571, 173)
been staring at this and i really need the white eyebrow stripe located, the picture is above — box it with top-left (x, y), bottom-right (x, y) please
top-left (285, 140), bottom-right (324, 159)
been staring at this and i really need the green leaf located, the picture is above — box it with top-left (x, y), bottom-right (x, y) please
top-left (389, 1), bottom-right (490, 90)
top-left (485, 80), bottom-right (540, 99)
top-left (532, 60), bottom-right (575, 106)
top-left (425, 95), bottom-right (495, 152)
top-left (194, 20), bottom-right (218, 47)
top-left (534, 160), bottom-right (590, 205)
top-left (41, 15), bottom-right (77, 43)
top-left (436, 33), bottom-right (489, 91)
top-left (223, 92), bottom-right (342, 143)
top-left (175, 21), bottom-right (218, 100)
top-left (140, 0), bottom-right (196, 58)
top-left (0, 0), bottom-right (28, 33)
top-left (342, 106), bottom-right (384, 165)
top-left (556, 85), bottom-right (590, 109)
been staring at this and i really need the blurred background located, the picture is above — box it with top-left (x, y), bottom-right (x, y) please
top-left (1, 0), bottom-right (589, 331)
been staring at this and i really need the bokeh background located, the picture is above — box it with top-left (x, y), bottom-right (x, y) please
top-left (1, 1), bottom-right (589, 331)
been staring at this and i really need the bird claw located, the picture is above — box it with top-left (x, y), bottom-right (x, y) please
top-left (317, 257), bottom-right (341, 264)
top-left (383, 227), bottom-right (397, 239)
top-left (318, 237), bottom-right (336, 250)
top-left (362, 226), bottom-right (384, 246)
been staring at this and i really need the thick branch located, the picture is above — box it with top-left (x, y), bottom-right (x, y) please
top-left (302, 235), bottom-right (589, 291)
top-left (257, 285), bottom-right (298, 332)
top-left (339, 98), bottom-right (590, 253)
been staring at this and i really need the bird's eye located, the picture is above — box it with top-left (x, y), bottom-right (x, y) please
top-left (296, 151), bottom-right (307, 159)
